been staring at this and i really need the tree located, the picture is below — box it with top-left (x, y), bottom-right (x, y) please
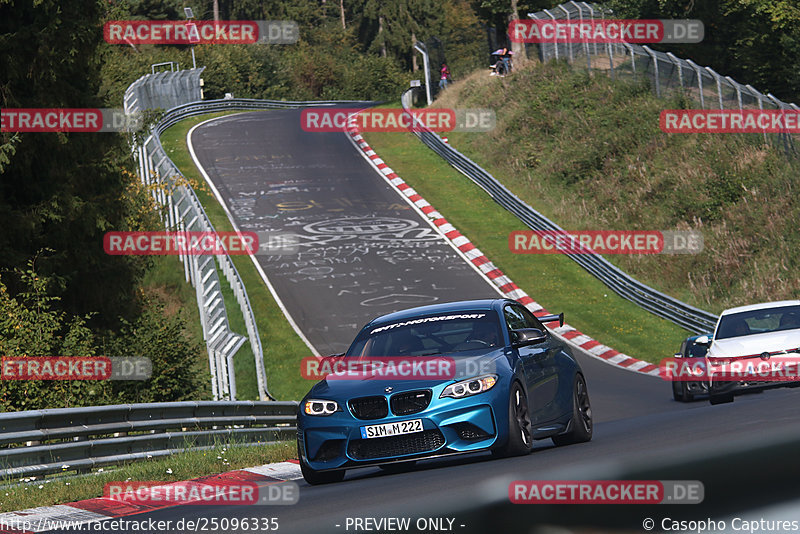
top-left (0, 0), bottom-right (152, 327)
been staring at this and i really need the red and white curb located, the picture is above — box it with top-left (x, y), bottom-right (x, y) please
top-left (344, 118), bottom-right (659, 377)
top-left (0, 461), bottom-right (302, 533)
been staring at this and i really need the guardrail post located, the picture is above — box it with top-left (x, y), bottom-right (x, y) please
top-left (413, 41), bottom-right (432, 106)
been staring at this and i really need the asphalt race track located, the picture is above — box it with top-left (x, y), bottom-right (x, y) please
top-left (189, 110), bottom-right (499, 355)
top-left (82, 110), bottom-right (800, 533)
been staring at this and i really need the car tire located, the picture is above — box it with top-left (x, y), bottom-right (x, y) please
top-left (552, 373), bottom-right (593, 446)
top-left (493, 381), bottom-right (533, 457)
top-left (709, 392), bottom-right (734, 405)
top-left (672, 382), bottom-right (684, 402)
top-left (297, 438), bottom-right (346, 485)
top-left (673, 382), bottom-right (693, 402)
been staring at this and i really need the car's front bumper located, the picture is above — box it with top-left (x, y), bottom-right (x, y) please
top-left (298, 397), bottom-right (504, 471)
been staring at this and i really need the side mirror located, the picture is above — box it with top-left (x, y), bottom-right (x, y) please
top-left (511, 328), bottom-right (547, 347)
top-left (695, 335), bottom-right (711, 346)
top-left (320, 353), bottom-right (344, 366)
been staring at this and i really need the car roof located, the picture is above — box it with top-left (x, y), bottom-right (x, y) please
top-left (720, 300), bottom-right (800, 316)
top-left (366, 298), bottom-right (507, 326)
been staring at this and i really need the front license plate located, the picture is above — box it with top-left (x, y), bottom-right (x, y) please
top-left (360, 419), bottom-right (423, 439)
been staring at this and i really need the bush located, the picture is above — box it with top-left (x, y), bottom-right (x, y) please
top-left (0, 263), bottom-right (206, 412)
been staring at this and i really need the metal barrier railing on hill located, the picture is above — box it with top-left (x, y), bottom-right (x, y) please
top-left (125, 65), bottom-right (375, 401)
top-left (400, 89), bottom-right (718, 333)
top-left (0, 401), bottom-right (297, 477)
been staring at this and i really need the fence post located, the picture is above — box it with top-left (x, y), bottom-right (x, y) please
top-left (582, 2), bottom-right (598, 56)
top-left (543, 9), bottom-right (558, 61)
top-left (725, 76), bottom-right (743, 111)
top-left (745, 85), bottom-right (769, 145)
top-left (705, 66), bottom-right (725, 109)
top-left (685, 59), bottom-right (705, 109)
top-left (624, 43), bottom-right (636, 81)
top-left (642, 46), bottom-right (660, 97)
top-left (666, 52), bottom-right (684, 91)
top-left (788, 104), bottom-right (799, 154)
top-left (558, 5), bottom-right (573, 63)
top-left (570, 1), bottom-right (591, 71)
top-left (768, 93), bottom-right (792, 156)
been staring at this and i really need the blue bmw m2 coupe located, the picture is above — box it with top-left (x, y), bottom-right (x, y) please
top-left (297, 298), bottom-right (592, 484)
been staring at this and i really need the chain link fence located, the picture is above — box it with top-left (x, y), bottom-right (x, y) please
top-left (527, 2), bottom-right (797, 157)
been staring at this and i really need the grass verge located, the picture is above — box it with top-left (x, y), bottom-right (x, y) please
top-left (362, 118), bottom-right (692, 363)
top-left (432, 62), bottom-right (800, 312)
top-left (0, 441), bottom-right (295, 513)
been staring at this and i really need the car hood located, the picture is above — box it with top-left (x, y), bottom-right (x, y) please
top-left (307, 350), bottom-right (507, 399)
top-left (708, 329), bottom-right (800, 359)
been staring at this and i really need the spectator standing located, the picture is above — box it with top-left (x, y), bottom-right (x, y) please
top-left (439, 62), bottom-right (451, 90)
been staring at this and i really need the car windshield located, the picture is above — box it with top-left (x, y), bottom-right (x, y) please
top-left (345, 312), bottom-right (503, 357)
top-left (715, 305), bottom-right (800, 340)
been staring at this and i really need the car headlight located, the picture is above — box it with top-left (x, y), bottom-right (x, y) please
top-left (303, 399), bottom-right (340, 416)
top-left (440, 375), bottom-right (498, 399)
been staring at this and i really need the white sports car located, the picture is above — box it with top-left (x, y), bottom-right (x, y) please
top-left (706, 300), bottom-right (800, 404)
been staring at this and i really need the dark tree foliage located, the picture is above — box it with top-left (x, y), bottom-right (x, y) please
top-left (604, 0), bottom-right (800, 102)
top-left (0, 1), bottom-right (204, 410)
top-left (0, 0), bottom-right (151, 327)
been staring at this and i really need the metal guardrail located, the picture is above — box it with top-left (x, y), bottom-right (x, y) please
top-left (401, 89), bottom-right (718, 333)
top-left (147, 97), bottom-right (375, 401)
top-left (0, 401), bottom-right (298, 478)
top-left (125, 68), bottom-right (374, 401)
top-left (128, 75), bottom-right (257, 401)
